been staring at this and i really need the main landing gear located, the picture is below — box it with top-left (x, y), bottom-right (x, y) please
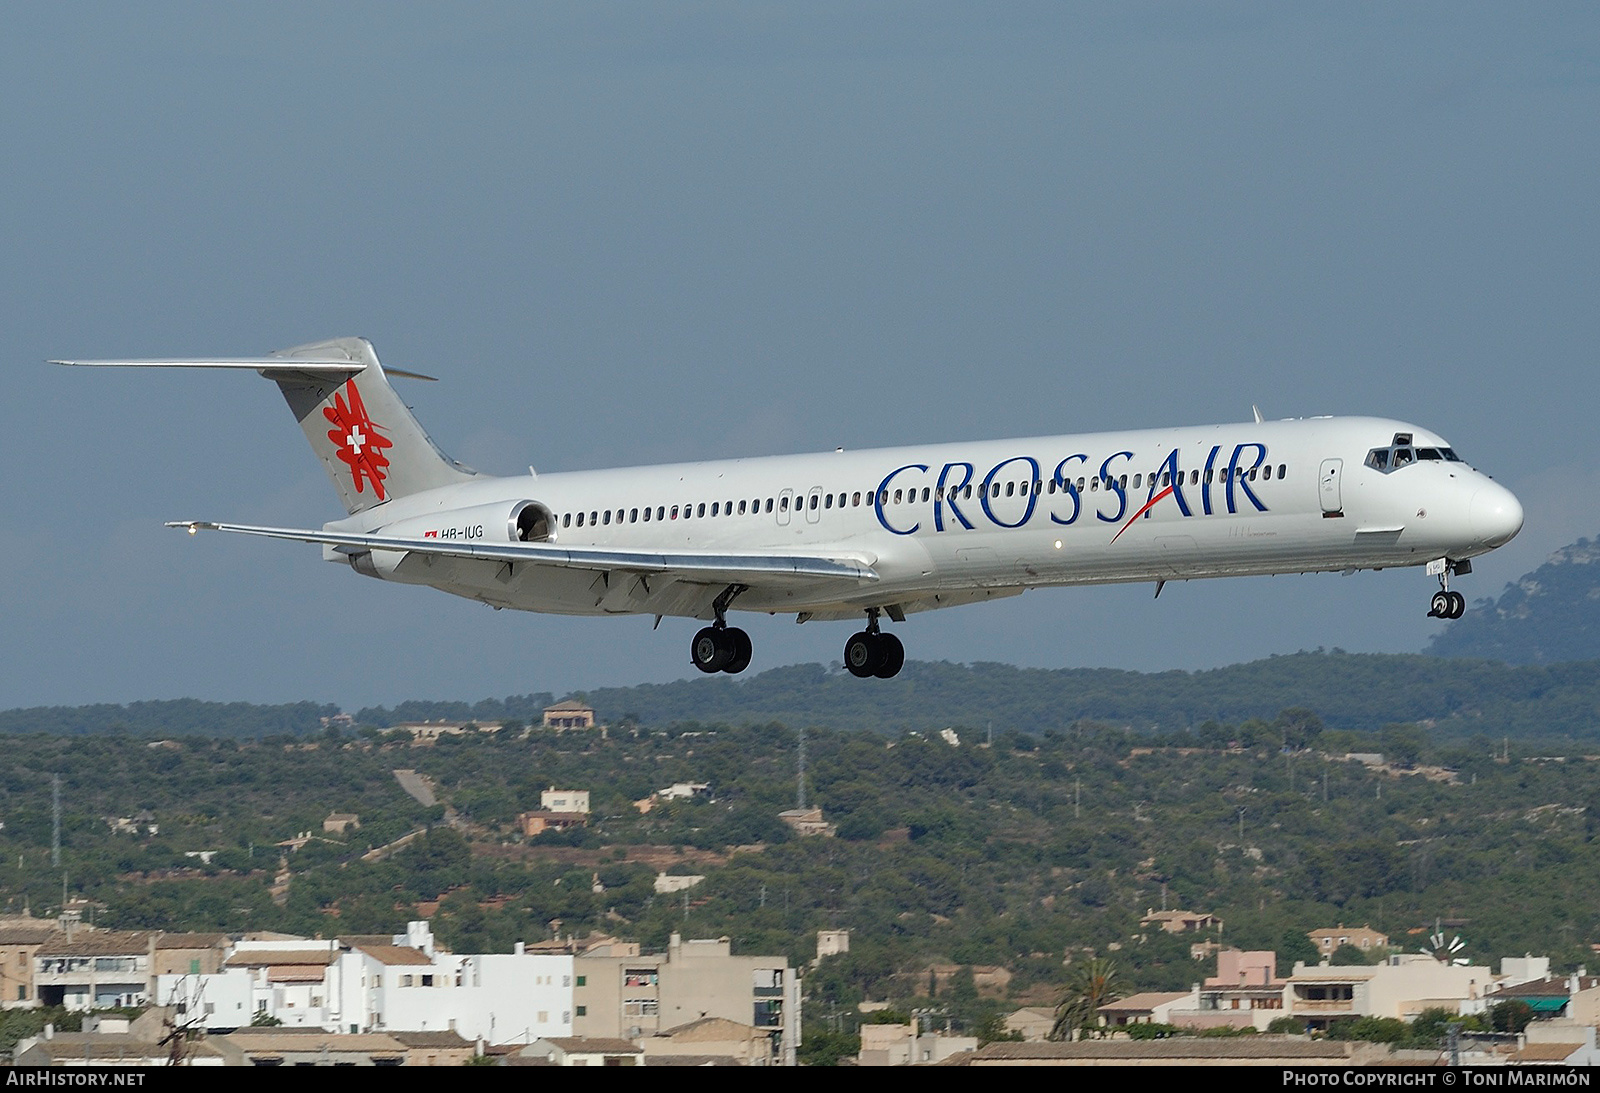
top-left (844, 609), bottom-right (905, 679)
top-left (691, 584), bottom-right (752, 675)
top-left (1427, 558), bottom-right (1469, 620)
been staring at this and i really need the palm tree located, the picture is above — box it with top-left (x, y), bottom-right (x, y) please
top-left (1050, 957), bottom-right (1123, 1041)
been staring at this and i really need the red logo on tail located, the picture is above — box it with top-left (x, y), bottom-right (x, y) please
top-left (323, 381), bottom-right (393, 500)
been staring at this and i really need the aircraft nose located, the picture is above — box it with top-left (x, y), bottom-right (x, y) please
top-left (1470, 481), bottom-right (1524, 548)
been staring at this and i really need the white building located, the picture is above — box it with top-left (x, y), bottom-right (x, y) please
top-left (1288, 954), bottom-right (1490, 1029)
top-left (157, 922), bottom-right (573, 1045)
top-left (541, 789), bottom-right (590, 814)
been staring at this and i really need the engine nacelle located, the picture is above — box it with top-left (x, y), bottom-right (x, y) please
top-left (347, 500), bottom-right (552, 579)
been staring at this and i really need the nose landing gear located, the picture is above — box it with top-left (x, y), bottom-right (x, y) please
top-left (1426, 558), bottom-right (1468, 620)
top-left (844, 608), bottom-right (905, 679)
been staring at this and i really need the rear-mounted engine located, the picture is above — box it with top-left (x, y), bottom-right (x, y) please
top-left (347, 500), bottom-right (552, 578)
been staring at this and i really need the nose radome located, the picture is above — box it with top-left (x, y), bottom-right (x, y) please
top-left (1471, 482), bottom-right (1524, 548)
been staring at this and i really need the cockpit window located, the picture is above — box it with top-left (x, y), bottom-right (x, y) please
top-left (1368, 440), bottom-right (1467, 473)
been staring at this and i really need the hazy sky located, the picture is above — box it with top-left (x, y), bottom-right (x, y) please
top-left (4, 3), bottom-right (1597, 710)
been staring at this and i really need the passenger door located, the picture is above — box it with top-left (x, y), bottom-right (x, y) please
top-left (1319, 458), bottom-right (1343, 514)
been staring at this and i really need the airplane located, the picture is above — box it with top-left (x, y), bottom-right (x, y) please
top-left (56, 337), bottom-right (1524, 679)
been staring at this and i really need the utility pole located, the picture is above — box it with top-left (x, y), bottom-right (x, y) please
top-left (797, 728), bottom-right (807, 810)
top-left (51, 775), bottom-right (61, 869)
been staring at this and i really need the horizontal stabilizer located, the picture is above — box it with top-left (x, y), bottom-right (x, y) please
top-left (51, 358), bottom-right (439, 381)
top-left (52, 357), bottom-right (362, 373)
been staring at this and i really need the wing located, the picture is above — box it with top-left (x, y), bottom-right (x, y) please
top-left (167, 520), bottom-right (879, 588)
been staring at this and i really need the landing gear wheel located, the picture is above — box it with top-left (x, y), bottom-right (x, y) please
top-left (691, 626), bottom-right (731, 673)
top-left (844, 632), bottom-right (879, 678)
top-left (873, 633), bottom-right (905, 679)
top-left (1448, 591), bottom-right (1466, 619)
top-left (1429, 592), bottom-right (1452, 619)
top-left (723, 628), bottom-right (753, 674)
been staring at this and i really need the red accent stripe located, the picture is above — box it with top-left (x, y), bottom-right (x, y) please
top-left (1111, 486), bottom-right (1173, 544)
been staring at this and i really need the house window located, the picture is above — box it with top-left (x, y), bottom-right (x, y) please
top-left (576, 975), bottom-right (586, 987)
top-left (576, 1005), bottom-right (587, 1017)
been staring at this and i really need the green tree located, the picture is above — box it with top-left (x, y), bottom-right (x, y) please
top-left (798, 1027), bottom-right (861, 1066)
top-left (1488, 1000), bottom-right (1534, 1034)
top-left (1050, 957), bottom-right (1121, 1041)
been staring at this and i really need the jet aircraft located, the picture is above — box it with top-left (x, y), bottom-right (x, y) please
top-left (57, 337), bottom-right (1524, 678)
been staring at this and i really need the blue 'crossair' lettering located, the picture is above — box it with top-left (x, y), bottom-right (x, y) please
top-left (872, 445), bottom-right (1270, 536)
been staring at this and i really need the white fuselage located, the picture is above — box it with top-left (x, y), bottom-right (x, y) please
top-left (330, 415), bottom-right (1523, 623)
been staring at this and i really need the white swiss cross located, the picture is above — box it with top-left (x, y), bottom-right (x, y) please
top-left (347, 426), bottom-right (365, 455)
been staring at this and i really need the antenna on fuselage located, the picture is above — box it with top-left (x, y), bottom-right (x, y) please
top-left (1251, 404), bottom-right (1264, 424)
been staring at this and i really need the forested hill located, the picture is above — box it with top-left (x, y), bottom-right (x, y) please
top-left (571, 654), bottom-right (1600, 740)
top-left (1428, 537), bottom-right (1600, 664)
top-left (0, 699), bottom-right (337, 738)
top-left (7, 652), bottom-right (1600, 740)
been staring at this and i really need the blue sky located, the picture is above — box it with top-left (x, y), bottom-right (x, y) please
top-left (4, 3), bottom-right (1597, 710)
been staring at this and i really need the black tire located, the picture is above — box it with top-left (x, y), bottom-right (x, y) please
top-left (691, 626), bottom-right (730, 673)
top-left (724, 628), bottom-right (753, 674)
top-left (873, 633), bottom-right (905, 679)
top-left (1429, 591), bottom-right (1451, 619)
top-left (1449, 591), bottom-right (1466, 619)
top-left (844, 632), bottom-right (878, 678)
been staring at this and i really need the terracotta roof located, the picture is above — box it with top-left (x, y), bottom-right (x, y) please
top-left (216, 1031), bottom-right (408, 1054)
top-left (36, 931), bottom-right (153, 957)
top-left (155, 932), bottom-right (227, 949)
top-left (971, 1039), bottom-right (1365, 1061)
top-left (389, 1030), bottom-right (474, 1049)
top-left (1501, 975), bottom-right (1600, 997)
top-left (1516, 1043), bottom-right (1583, 1062)
top-left (1099, 991), bottom-right (1192, 1013)
top-left (20, 1035), bottom-right (224, 1062)
top-left (351, 943), bottom-right (433, 966)
top-left (225, 949), bottom-right (336, 967)
top-left (0, 927), bottom-right (60, 945)
top-left (656, 1016), bottom-right (762, 1039)
top-left (542, 1037), bottom-right (644, 1054)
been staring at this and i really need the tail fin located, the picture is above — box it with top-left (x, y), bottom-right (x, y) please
top-left (54, 337), bottom-right (476, 514)
top-left (265, 337), bottom-right (475, 513)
